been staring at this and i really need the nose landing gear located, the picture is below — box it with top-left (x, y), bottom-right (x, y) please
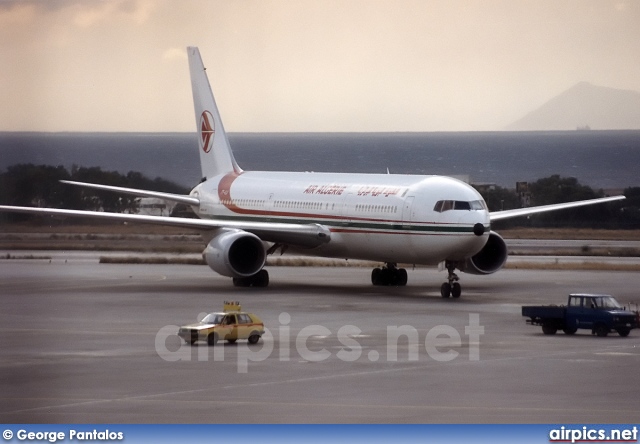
top-left (441, 261), bottom-right (461, 298)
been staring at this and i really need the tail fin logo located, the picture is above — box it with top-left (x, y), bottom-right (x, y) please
top-left (199, 110), bottom-right (215, 153)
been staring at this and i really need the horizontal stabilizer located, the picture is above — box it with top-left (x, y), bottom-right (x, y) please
top-left (60, 180), bottom-right (200, 207)
top-left (490, 195), bottom-right (625, 222)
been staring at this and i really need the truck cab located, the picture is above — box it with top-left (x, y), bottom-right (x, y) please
top-left (566, 295), bottom-right (620, 334)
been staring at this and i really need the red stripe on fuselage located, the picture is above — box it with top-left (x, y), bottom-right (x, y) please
top-left (217, 172), bottom-right (243, 211)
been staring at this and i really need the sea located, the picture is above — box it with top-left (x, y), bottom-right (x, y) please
top-left (1, 131), bottom-right (639, 191)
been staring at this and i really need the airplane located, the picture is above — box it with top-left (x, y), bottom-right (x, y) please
top-left (0, 46), bottom-right (626, 298)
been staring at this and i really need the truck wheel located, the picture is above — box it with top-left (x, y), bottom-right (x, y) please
top-left (207, 332), bottom-right (219, 346)
top-left (542, 323), bottom-right (557, 335)
top-left (562, 327), bottom-right (577, 335)
top-left (594, 324), bottom-right (608, 337)
top-left (617, 328), bottom-right (630, 337)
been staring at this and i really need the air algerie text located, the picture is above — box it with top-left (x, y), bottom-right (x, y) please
top-left (357, 185), bottom-right (402, 197)
top-left (303, 184), bottom-right (347, 195)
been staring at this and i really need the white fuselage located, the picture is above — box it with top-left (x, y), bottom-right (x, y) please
top-left (191, 171), bottom-right (491, 265)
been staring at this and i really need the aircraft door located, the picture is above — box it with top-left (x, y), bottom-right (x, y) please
top-left (267, 193), bottom-right (274, 209)
top-left (402, 196), bottom-right (415, 227)
top-left (342, 193), bottom-right (355, 222)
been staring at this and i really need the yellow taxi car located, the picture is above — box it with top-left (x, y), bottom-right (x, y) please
top-left (177, 301), bottom-right (265, 346)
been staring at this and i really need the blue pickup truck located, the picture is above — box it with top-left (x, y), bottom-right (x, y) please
top-left (522, 294), bottom-right (638, 337)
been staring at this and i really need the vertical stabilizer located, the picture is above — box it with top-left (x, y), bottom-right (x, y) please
top-left (187, 46), bottom-right (241, 180)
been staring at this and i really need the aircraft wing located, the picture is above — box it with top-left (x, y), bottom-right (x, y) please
top-left (490, 195), bottom-right (625, 222)
top-left (0, 206), bottom-right (331, 248)
top-left (60, 180), bottom-right (200, 206)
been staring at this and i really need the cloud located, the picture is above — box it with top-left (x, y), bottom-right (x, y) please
top-left (1, 0), bottom-right (640, 132)
top-left (0, 0), bottom-right (154, 27)
top-left (162, 47), bottom-right (187, 62)
top-left (72, 0), bottom-right (154, 27)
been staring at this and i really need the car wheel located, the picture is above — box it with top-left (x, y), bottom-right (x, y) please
top-left (248, 333), bottom-right (260, 344)
top-left (542, 323), bottom-right (557, 335)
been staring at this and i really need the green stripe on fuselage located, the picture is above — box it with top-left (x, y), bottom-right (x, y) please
top-left (205, 214), bottom-right (486, 234)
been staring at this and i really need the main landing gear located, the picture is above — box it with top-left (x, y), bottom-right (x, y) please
top-left (371, 263), bottom-right (408, 286)
top-left (232, 269), bottom-right (269, 288)
top-left (441, 261), bottom-right (461, 298)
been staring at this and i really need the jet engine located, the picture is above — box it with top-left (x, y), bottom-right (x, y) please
top-left (459, 231), bottom-right (508, 275)
top-left (203, 230), bottom-right (266, 278)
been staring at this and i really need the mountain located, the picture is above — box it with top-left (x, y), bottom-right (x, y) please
top-left (506, 82), bottom-right (640, 131)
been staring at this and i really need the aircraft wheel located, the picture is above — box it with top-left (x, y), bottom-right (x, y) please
top-left (371, 268), bottom-right (382, 285)
top-left (254, 269), bottom-right (269, 287)
top-left (233, 270), bottom-right (269, 288)
top-left (440, 283), bottom-right (451, 298)
top-left (380, 268), bottom-right (392, 285)
top-left (397, 268), bottom-right (408, 286)
top-left (232, 277), bottom-right (248, 287)
top-left (451, 282), bottom-right (461, 298)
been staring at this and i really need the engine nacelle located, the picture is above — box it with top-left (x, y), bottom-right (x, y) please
top-left (203, 230), bottom-right (266, 278)
top-left (459, 231), bottom-right (508, 275)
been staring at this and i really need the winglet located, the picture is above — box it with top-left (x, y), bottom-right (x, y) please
top-left (187, 46), bottom-right (242, 180)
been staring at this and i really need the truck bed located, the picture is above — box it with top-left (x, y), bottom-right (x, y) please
top-left (521, 305), bottom-right (566, 320)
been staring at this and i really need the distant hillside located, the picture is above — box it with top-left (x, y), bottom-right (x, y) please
top-left (506, 82), bottom-right (640, 131)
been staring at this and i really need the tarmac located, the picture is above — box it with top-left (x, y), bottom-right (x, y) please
top-left (1, 259), bottom-right (639, 423)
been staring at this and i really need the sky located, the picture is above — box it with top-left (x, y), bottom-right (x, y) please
top-left (1, 0), bottom-right (639, 132)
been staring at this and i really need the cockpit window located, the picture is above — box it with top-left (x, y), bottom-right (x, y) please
top-left (470, 200), bottom-right (486, 210)
top-left (433, 200), bottom-right (486, 213)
